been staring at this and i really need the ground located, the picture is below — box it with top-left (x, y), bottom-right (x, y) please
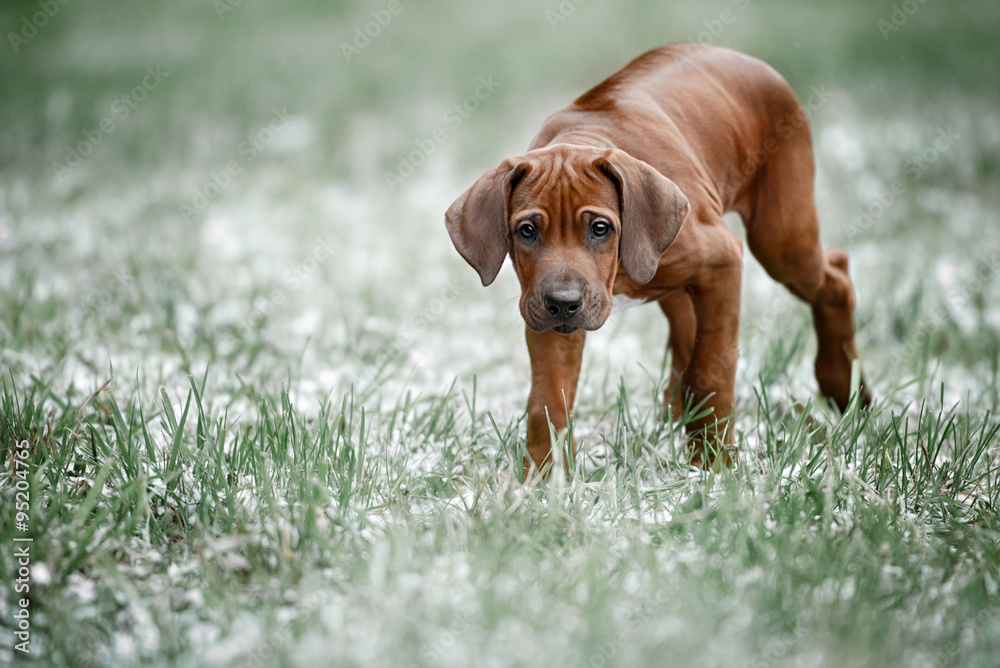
top-left (1, 0), bottom-right (999, 666)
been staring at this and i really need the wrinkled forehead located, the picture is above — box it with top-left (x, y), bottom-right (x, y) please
top-left (509, 152), bottom-right (619, 217)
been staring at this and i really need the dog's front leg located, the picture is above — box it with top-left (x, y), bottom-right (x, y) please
top-left (681, 233), bottom-right (743, 468)
top-left (524, 326), bottom-right (586, 478)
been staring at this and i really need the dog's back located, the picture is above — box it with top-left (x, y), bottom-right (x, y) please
top-left (532, 44), bottom-right (807, 213)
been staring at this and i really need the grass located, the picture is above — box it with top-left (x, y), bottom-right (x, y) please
top-left (3, 371), bottom-right (999, 666)
top-left (1, 0), bottom-right (1000, 666)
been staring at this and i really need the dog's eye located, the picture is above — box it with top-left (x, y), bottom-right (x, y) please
top-left (591, 220), bottom-right (612, 238)
top-left (516, 222), bottom-right (538, 242)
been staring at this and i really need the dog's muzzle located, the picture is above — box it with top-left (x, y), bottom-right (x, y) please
top-left (523, 281), bottom-right (611, 334)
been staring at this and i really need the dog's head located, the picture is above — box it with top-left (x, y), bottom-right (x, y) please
top-left (445, 144), bottom-right (689, 333)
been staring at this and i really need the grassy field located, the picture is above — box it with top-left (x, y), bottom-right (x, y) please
top-left (1, 0), bottom-right (999, 665)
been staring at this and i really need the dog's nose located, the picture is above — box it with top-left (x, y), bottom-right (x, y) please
top-left (544, 289), bottom-right (584, 320)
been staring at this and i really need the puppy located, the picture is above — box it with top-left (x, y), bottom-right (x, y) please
top-left (446, 44), bottom-right (867, 473)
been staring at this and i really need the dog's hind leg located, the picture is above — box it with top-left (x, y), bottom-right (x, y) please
top-left (739, 122), bottom-right (869, 411)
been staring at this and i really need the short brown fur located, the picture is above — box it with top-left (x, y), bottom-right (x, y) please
top-left (446, 44), bottom-right (869, 476)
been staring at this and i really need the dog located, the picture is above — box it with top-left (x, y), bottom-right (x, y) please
top-left (445, 43), bottom-right (868, 474)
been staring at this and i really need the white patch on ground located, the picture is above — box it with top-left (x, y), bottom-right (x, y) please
top-left (202, 215), bottom-right (245, 259)
top-left (66, 572), bottom-right (97, 603)
top-left (822, 124), bottom-right (865, 171)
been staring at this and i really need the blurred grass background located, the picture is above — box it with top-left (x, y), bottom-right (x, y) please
top-left (1, 0), bottom-right (999, 666)
top-left (2, 0), bottom-right (998, 397)
top-left (3, 0), bottom-right (999, 180)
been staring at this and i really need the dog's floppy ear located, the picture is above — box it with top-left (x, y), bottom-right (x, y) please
top-left (445, 158), bottom-right (529, 286)
top-left (596, 149), bottom-right (690, 285)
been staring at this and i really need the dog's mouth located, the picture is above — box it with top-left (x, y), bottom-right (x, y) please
top-left (521, 290), bottom-right (612, 334)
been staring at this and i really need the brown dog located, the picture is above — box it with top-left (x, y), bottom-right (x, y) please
top-left (446, 44), bottom-right (868, 473)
